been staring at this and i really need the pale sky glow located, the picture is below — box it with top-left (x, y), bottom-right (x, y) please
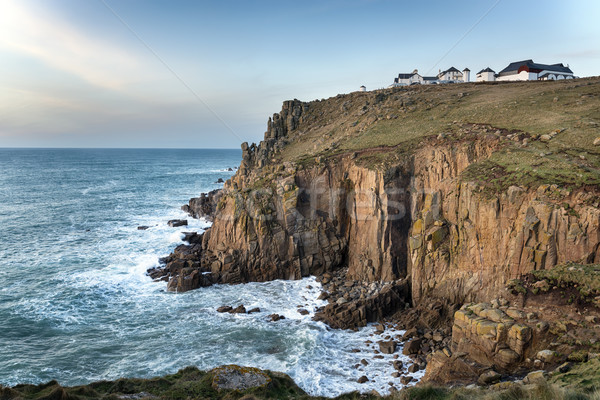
top-left (0, 0), bottom-right (599, 148)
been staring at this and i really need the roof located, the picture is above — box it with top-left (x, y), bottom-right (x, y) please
top-left (463, 68), bottom-right (470, 71)
top-left (423, 76), bottom-right (438, 81)
top-left (498, 60), bottom-right (573, 76)
top-left (477, 67), bottom-right (496, 74)
top-left (444, 67), bottom-right (461, 73)
top-left (397, 73), bottom-right (420, 79)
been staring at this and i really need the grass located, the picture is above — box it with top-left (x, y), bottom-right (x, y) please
top-left (5, 366), bottom-right (600, 400)
top-left (531, 263), bottom-right (600, 300)
top-left (268, 78), bottom-right (600, 194)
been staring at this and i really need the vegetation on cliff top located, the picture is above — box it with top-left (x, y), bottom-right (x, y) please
top-left (273, 78), bottom-right (600, 194)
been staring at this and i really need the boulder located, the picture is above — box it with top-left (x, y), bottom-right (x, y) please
top-left (137, 226), bottom-right (149, 230)
top-left (378, 340), bottom-right (396, 354)
top-left (524, 370), bottom-right (547, 385)
top-left (478, 370), bottom-right (501, 385)
top-left (536, 349), bottom-right (557, 363)
top-left (402, 338), bottom-right (422, 355)
top-left (217, 306), bottom-right (233, 313)
top-left (168, 219), bottom-right (188, 227)
top-left (407, 364), bottom-right (419, 373)
top-left (247, 307), bottom-right (261, 314)
top-left (400, 376), bottom-right (413, 385)
top-left (229, 305), bottom-right (247, 314)
top-left (268, 314), bottom-right (285, 322)
top-left (357, 376), bottom-right (369, 384)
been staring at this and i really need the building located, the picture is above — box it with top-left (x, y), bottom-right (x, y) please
top-left (359, 85), bottom-right (366, 92)
top-left (390, 67), bottom-right (470, 87)
top-left (437, 67), bottom-right (466, 82)
top-left (476, 67), bottom-right (496, 82)
top-left (463, 68), bottom-right (470, 82)
top-left (496, 60), bottom-right (574, 81)
top-left (393, 70), bottom-right (423, 86)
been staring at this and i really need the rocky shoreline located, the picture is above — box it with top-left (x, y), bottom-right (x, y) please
top-left (144, 79), bottom-right (600, 394)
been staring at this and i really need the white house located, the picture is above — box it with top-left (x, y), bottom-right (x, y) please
top-left (392, 70), bottom-right (423, 86)
top-left (496, 60), bottom-right (574, 81)
top-left (359, 85), bottom-right (367, 92)
top-left (476, 67), bottom-right (496, 82)
top-left (390, 67), bottom-right (470, 87)
top-left (437, 67), bottom-right (465, 82)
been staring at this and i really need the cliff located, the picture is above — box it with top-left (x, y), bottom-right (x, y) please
top-left (167, 78), bottom-right (600, 309)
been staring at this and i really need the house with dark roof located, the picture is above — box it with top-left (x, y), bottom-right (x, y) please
top-left (390, 67), bottom-right (470, 87)
top-left (476, 67), bottom-right (496, 82)
top-left (437, 67), bottom-right (469, 82)
top-left (393, 70), bottom-right (423, 86)
top-left (496, 60), bottom-right (574, 81)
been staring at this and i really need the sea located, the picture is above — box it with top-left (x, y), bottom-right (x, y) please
top-left (0, 148), bottom-right (423, 397)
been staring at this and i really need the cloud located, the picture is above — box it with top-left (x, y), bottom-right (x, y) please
top-left (0, 0), bottom-right (143, 90)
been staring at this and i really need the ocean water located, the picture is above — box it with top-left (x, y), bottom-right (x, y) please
top-left (0, 148), bottom-right (422, 397)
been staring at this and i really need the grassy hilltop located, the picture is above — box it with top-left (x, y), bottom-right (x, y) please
top-left (274, 78), bottom-right (600, 193)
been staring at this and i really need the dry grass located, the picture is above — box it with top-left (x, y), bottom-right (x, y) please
top-left (273, 77), bottom-right (600, 193)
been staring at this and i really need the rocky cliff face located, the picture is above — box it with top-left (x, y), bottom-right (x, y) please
top-left (169, 90), bottom-right (600, 316)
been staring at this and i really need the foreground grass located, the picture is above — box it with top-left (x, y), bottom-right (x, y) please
top-left (3, 362), bottom-right (600, 400)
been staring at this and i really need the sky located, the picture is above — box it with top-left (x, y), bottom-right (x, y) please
top-left (0, 0), bottom-right (599, 149)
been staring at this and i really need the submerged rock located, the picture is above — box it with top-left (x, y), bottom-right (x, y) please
top-left (167, 219), bottom-right (188, 227)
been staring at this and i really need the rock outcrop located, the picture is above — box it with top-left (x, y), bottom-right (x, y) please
top-left (182, 189), bottom-right (223, 221)
top-left (161, 81), bottom-right (600, 333)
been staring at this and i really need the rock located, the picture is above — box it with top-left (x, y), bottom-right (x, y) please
top-left (407, 364), bottom-right (419, 373)
top-left (402, 327), bottom-right (418, 341)
top-left (268, 314), bottom-right (285, 322)
top-left (524, 370), bottom-right (547, 385)
top-left (402, 338), bottom-right (422, 355)
top-left (585, 315), bottom-right (599, 324)
top-left (594, 137), bottom-right (600, 146)
top-left (297, 309), bottom-right (309, 315)
top-left (217, 306), bottom-right (232, 313)
top-left (378, 340), bottom-right (397, 354)
top-left (557, 362), bottom-right (572, 373)
top-left (400, 376), bottom-right (413, 385)
top-left (216, 178), bottom-right (224, 183)
top-left (360, 359), bottom-right (368, 366)
top-left (540, 134), bottom-right (552, 142)
top-left (537, 349), bottom-right (557, 363)
top-left (229, 305), bottom-right (247, 314)
top-left (247, 307), bottom-right (261, 314)
top-left (506, 308), bottom-right (526, 319)
top-left (317, 291), bottom-right (329, 300)
top-left (168, 219), bottom-right (188, 227)
top-left (211, 365), bottom-right (271, 391)
top-left (478, 370), bottom-right (501, 385)
top-left (536, 321), bottom-right (550, 333)
top-left (392, 372), bottom-right (401, 378)
top-left (393, 360), bottom-right (403, 371)
top-left (183, 189), bottom-right (222, 221)
top-left (137, 226), bottom-right (149, 230)
top-left (357, 376), bottom-right (369, 384)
